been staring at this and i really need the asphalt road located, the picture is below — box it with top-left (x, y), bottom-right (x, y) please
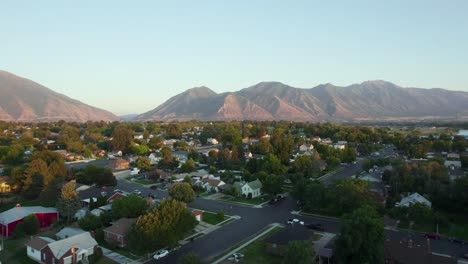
top-left (77, 146), bottom-right (468, 263)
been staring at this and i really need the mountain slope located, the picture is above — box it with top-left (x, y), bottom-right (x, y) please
top-left (137, 80), bottom-right (468, 121)
top-left (0, 71), bottom-right (119, 122)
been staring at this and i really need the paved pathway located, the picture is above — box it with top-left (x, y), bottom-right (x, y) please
top-left (101, 247), bottom-right (141, 264)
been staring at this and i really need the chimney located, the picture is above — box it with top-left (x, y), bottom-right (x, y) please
top-left (90, 230), bottom-right (95, 238)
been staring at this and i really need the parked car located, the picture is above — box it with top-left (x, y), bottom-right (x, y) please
top-left (153, 249), bottom-right (169, 260)
top-left (276, 194), bottom-right (285, 200)
top-left (150, 185), bottom-right (158, 190)
top-left (448, 237), bottom-right (465, 244)
top-left (133, 190), bottom-right (142, 195)
top-left (306, 223), bottom-right (324, 231)
top-left (269, 198), bottom-right (279, 205)
top-left (461, 253), bottom-right (468, 259)
top-left (287, 219), bottom-right (304, 225)
top-left (232, 253), bottom-right (244, 259)
top-left (227, 256), bottom-right (240, 262)
top-left (424, 233), bottom-right (441, 240)
top-left (114, 189), bottom-right (122, 193)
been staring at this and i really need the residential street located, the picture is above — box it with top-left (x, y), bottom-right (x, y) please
top-left (77, 149), bottom-right (467, 263)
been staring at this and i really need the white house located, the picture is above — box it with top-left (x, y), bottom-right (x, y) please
top-left (26, 236), bottom-right (56, 262)
top-left (55, 227), bottom-right (86, 240)
top-left (444, 160), bottom-right (462, 169)
top-left (397, 193), bottom-right (431, 208)
top-left (299, 144), bottom-right (314, 152)
top-left (233, 179), bottom-right (263, 198)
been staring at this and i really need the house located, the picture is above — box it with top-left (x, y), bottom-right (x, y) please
top-left (104, 218), bottom-right (136, 247)
top-left (192, 210), bottom-right (203, 222)
top-left (26, 236), bottom-right (56, 263)
top-left (0, 205), bottom-right (58, 238)
top-left (233, 179), bottom-right (263, 198)
top-left (384, 238), bottom-right (456, 264)
top-left (446, 153), bottom-right (460, 159)
top-left (112, 158), bottom-right (130, 170)
top-left (148, 153), bottom-right (161, 165)
top-left (173, 150), bottom-right (188, 162)
top-left (0, 176), bottom-right (12, 193)
top-left (202, 179), bottom-right (226, 192)
top-left (299, 143), bottom-right (314, 152)
top-left (55, 227), bottom-right (86, 240)
top-left (37, 232), bottom-right (98, 264)
top-left (331, 142), bottom-right (346, 150)
top-left (444, 160), bottom-right (462, 169)
top-left (458, 129), bottom-right (468, 139)
top-left (107, 191), bottom-right (127, 204)
top-left (397, 193), bottom-right (431, 208)
top-left (265, 227), bottom-right (314, 256)
top-left (206, 138), bottom-right (219, 145)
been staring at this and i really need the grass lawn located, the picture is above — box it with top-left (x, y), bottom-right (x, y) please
top-left (228, 194), bottom-right (273, 205)
top-left (199, 192), bottom-right (212, 197)
top-left (134, 179), bottom-right (154, 185)
top-left (203, 211), bottom-right (227, 225)
top-left (237, 226), bottom-right (284, 264)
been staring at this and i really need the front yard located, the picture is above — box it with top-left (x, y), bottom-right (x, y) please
top-left (202, 211), bottom-right (228, 225)
top-left (236, 226), bottom-right (284, 264)
top-left (217, 194), bottom-right (273, 205)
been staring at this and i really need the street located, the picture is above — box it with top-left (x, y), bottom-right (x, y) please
top-left (77, 146), bottom-right (467, 263)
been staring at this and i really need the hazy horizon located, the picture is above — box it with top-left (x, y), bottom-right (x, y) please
top-left (2, 1), bottom-right (468, 115)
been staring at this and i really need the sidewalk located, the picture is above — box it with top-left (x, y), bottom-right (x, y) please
top-left (101, 247), bottom-right (141, 264)
top-left (211, 223), bottom-right (281, 264)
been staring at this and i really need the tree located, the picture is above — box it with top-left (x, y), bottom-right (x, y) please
top-left (136, 157), bottom-right (152, 171)
top-left (112, 194), bottom-right (148, 219)
top-left (283, 240), bottom-right (313, 264)
top-left (169, 182), bottom-right (195, 203)
top-left (262, 174), bottom-right (283, 195)
top-left (22, 214), bottom-right (40, 235)
top-left (335, 205), bottom-right (384, 264)
top-left (22, 173), bottom-right (44, 199)
top-left (180, 158), bottom-right (196, 173)
top-left (129, 199), bottom-right (197, 254)
top-left (56, 181), bottom-right (81, 223)
top-left (78, 214), bottom-right (102, 231)
top-left (148, 136), bottom-right (164, 150)
top-left (112, 124), bottom-right (132, 152)
top-left (179, 251), bottom-right (205, 264)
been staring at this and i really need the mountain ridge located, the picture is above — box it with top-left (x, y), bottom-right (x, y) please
top-left (0, 71), bottom-right (119, 122)
top-left (136, 80), bottom-right (468, 121)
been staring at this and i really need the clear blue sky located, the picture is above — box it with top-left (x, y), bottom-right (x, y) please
top-left (2, 0), bottom-right (468, 115)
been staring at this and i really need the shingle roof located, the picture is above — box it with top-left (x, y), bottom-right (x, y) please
top-left (55, 227), bottom-right (86, 240)
top-left (103, 218), bottom-right (136, 236)
top-left (247, 179), bottom-right (262, 190)
top-left (47, 232), bottom-right (98, 259)
top-left (25, 236), bottom-right (56, 250)
top-left (0, 206), bottom-right (58, 224)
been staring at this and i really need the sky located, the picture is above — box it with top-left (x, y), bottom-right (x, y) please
top-left (2, 1), bottom-right (468, 115)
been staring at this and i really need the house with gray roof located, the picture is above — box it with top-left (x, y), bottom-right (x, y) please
top-left (233, 179), bottom-right (263, 198)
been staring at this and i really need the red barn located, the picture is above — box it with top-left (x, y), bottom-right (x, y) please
top-left (0, 205), bottom-right (58, 238)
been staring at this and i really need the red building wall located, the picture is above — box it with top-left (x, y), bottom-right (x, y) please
top-left (1, 211), bottom-right (58, 238)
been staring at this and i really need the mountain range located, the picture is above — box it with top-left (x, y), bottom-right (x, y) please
top-left (1, 70), bottom-right (467, 122)
top-left (0, 71), bottom-right (119, 122)
top-left (135, 81), bottom-right (468, 121)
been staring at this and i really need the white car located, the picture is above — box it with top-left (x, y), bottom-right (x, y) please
top-left (228, 256), bottom-right (240, 262)
top-left (232, 253), bottom-right (244, 258)
top-left (133, 190), bottom-right (142, 195)
top-left (153, 249), bottom-right (169, 260)
top-left (287, 218), bottom-right (304, 225)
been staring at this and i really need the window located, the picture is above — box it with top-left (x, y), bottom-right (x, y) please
top-left (31, 248), bottom-right (35, 253)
